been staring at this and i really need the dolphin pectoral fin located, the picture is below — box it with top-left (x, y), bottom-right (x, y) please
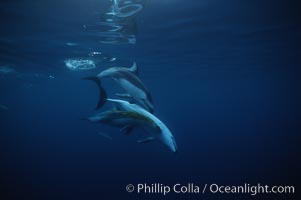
top-left (129, 62), bottom-right (139, 75)
top-left (115, 94), bottom-right (135, 104)
top-left (115, 93), bottom-right (132, 99)
top-left (82, 76), bottom-right (107, 110)
top-left (120, 125), bottom-right (134, 135)
top-left (137, 137), bottom-right (155, 144)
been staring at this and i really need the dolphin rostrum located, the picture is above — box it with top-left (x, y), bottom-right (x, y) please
top-left (105, 98), bottom-right (177, 153)
top-left (83, 62), bottom-right (154, 113)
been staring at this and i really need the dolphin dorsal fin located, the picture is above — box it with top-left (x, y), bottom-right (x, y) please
top-left (129, 62), bottom-right (139, 75)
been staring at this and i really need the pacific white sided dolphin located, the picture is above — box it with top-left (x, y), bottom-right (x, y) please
top-left (105, 99), bottom-right (177, 153)
top-left (83, 62), bottom-right (154, 113)
top-left (83, 110), bottom-right (159, 131)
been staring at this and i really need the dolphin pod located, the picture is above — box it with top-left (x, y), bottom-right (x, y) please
top-left (83, 63), bottom-right (177, 153)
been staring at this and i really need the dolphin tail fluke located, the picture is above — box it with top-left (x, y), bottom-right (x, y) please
top-left (82, 76), bottom-right (107, 110)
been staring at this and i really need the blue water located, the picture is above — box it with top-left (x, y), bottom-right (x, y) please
top-left (1, 0), bottom-right (300, 199)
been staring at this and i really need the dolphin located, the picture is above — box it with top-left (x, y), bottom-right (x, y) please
top-left (105, 98), bottom-right (177, 153)
top-left (83, 62), bottom-right (154, 113)
top-left (83, 110), bottom-right (159, 130)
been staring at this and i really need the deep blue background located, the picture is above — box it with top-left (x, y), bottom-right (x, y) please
top-left (0, 0), bottom-right (300, 199)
